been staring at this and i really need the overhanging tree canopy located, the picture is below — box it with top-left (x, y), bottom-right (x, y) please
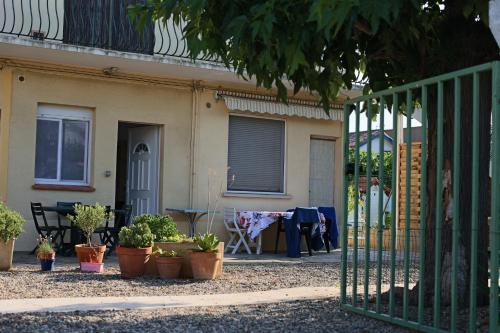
top-left (130, 0), bottom-right (499, 308)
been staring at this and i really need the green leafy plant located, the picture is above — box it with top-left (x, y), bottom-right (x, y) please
top-left (193, 233), bottom-right (219, 252)
top-left (0, 202), bottom-right (26, 243)
top-left (118, 222), bottom-right (154, 248)
top-left (36, 236), bottom-right (54, 256)
top-left (134, 214), bottom-right (181, 242)
top-left (153, 248), bottom-right (178, 257)
top-left (67, 203), bottom-right (111, 247)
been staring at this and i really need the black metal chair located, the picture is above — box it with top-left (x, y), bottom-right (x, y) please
top-left (291, 207), bottom-right (321, 257)
top-left (99, 205), bottom-right (132, 255)
top-left (30, 202), bottom-right (65, 254)
top-left (274, 208), bottom-right (295, 254)
top-left (94, 205), bottom-right (112, 245)
top-left (56, 201), bottom-right (80, 255)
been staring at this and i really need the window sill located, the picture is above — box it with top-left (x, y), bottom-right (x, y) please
top-left (32, 184), bottom-right (96, 192)
top-left (223, 192), bottom-right (292, 199)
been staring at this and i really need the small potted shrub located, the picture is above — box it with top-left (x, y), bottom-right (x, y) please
top-left (154, 249), bottom-right (183, 279)
top-left (67, 203), bottom-right (110, 272)
top-left (36, 236), bottom-right (55, 272)
top-left (0, 203), bottom-right (26, 271)
top-left (116, 222), bottom-right (154, 279)
top-left (191, 233), bottom-right (220, 280)
top-left (136, 214), bottom-right (197, 276)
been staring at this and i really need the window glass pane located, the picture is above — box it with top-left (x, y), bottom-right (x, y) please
top-left (227, 116), bottom-right (285, 192)
top-left (61, 120), bottom-right (87, 181)
top-left (35, 119), bottom-right (59, 179)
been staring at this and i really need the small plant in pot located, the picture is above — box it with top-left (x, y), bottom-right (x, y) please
top-left (116, 222), bottom-right (154, 279)
top-left (154, 249), bottom-right (183, 279)
top-left (0, 202), bottom-right (26, 271)
top-left (67, 203), bottom-right (110, 272)
top-left (191, 233), bottom-right (220, 280)
top-left (134, 214), bottom-right (182, 242)
top-left (36, 236), bottom-right (55, 272)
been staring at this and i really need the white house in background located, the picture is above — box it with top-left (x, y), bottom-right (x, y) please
top-left (349, 130), bottom-right (394, 154)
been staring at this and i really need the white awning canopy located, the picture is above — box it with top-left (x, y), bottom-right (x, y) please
top-left (215, 90), bottom-right (343, 121)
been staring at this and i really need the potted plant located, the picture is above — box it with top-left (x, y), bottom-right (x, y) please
top-left (36, 236), bottom-right (55, 271)
top-left (0, 202), bottom-right (26, 271)
top-left (67, 203), bottom-right (110, 272)
top-left (135, 214), bottom-right (197, 276)
top-left (191, 233), bottom-right (220, 280)
top-left (154, 248), bottom-right (183, 279)
top-left (116, 222), bottom-right (154, 279)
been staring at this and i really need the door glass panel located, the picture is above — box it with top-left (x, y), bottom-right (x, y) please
top-left (35, 119), bottom-right (59, 179)
top-left (61, 120), bottom-right (87, 181)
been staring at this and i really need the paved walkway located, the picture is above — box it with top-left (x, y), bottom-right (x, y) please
top-left (0, 287), bottom-right (339, 314)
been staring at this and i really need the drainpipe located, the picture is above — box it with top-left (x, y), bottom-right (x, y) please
top-left (189, 81), bottom-right (201, 207)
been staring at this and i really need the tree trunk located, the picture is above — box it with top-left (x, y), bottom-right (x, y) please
top-left (420, 73), bottom-right (491, 308)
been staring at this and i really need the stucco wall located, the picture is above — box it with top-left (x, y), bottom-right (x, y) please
top-left (5, 68), bottom-right (344, 252)
top-left (192, 90), bottom-right (344, 251)
top-left (6, 69), bottom-right (193, 250)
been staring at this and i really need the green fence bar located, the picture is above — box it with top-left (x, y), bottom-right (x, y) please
top-left (418, 85), bottom-right (428, 324)
top-left (341, 104), bottom-right (350, 304)
top-left (376, 97), bottom-right (385, 313)
top-left (340, 62), bottom-right (497, 333)
top-left (450, 77), bottom-right (461, 332)
top-left (389, 93), bottom-right (399, 317)
top-left (469, 72), bottom-right (480, 333)
top-left (403, 90), bottom-right (413, 321)
top-left (434, 80), bottom-right (444, 329)
top-left (364, 101), bottom-right (373, 311)
top-left (489, 61), bottom-right (500, 333)
top-left (353, 102), bottom-right (361, 306)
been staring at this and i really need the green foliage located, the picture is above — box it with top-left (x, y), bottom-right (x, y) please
top-left (119, 222), bottom-right (154, 248)
top-left (67, 204), bottom-right (110, 246)
top-left (153, 248), bottom-right (178, 257)
top-left (347, 184), bottom-right (363, 214)
top-left (36, 236), bottom-right (54, 256)
top-left (0, 202), bottom-right (25, 243)
top-left (133, 214), bottom-right (181, 242)
top-left (384, 213), bottom-right (392, 230)
top-left (129, 0), bottom-right (498, 111)
top-left (193, 233), bottom-right (219, 252)
top-left (347, 149), bottom-right (393, 188)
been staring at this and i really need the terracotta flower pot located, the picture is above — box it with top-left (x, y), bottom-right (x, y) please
top-left (37, 252), bottom-right (55, 260)
top-left (0, 240), bottom-right (15, 271)
top-left (190, 251), bottom-right (220, 280)
top-left (75, 244), bottom-right (106, 264)
top-left (156, 256), bottom-right (183, 279)
top-left (116, 246), bottom-right (152, 279)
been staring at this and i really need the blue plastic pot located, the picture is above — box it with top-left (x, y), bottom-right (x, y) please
top-left (40, 259), bottom-right (55, 271)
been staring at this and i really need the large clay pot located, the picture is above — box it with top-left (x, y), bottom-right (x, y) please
top-left (190, 251), bottom-right (220, 280)
top-left (116, 246), bottom-right (152, 279)
top-left (74, 244), bottom-right (106, 263)
top-left (156, 256), bottom-right (183, 279)
top-left (146, 242), bottom-right (224, 278)
top-left (0, 239), bottom-right (15, 271)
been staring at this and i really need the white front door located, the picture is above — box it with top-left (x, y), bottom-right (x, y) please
top-left (127, 126), bottom-right (160, 216)
top-left (309, 138), bottom-right (335, 207)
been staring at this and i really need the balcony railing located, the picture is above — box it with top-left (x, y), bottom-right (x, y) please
top-left (0, 0), bottom-right (216, 61)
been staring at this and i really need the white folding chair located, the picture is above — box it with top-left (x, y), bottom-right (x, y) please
top-left (223, 208), bottom-right (252, 254)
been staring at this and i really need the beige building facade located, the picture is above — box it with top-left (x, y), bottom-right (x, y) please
top-left (0, 6), bottom-right (347, 252)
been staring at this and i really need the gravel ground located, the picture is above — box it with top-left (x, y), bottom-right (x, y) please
top-left (0, 299), bottom-right (412, 333)
top-left (0, 254), bottom-right (420, 299)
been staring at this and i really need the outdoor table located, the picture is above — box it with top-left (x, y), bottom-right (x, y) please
top-left (165, 208), bottom-right (213, 237)
top-left (237, 210), bottom-right (326, 255)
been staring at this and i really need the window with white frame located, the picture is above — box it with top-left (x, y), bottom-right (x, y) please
top-left (34, 105), bottom-right (92, 185)
top-left (227, 115), bottom-right (285, 193)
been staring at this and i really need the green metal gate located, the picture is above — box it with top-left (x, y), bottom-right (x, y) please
top-left (341, 61), bottom-right (500, 333)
